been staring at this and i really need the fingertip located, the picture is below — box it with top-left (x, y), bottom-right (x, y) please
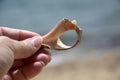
top-left (10, 61), bottom-right (44, 80)
top-left (2, 74), bottom-right (12, 80)
top-left (36, 53), bottom-right (51, 65)
top-left (31, 36), bottom-right (43, 49)
top-left (14, 36), bottom-right (43, 59)
top-left (33, 61), bottom-right (45, 69)
top-left (22, 61), bottom-right (44, 79)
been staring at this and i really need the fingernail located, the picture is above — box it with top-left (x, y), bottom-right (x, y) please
top-left (40, 61), bottom-right (45, 67)
top-left (31, 36), bottom-right (43, 49)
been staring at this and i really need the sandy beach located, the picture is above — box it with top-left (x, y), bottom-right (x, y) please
top-left (32, 47), bottom-right (120, 80)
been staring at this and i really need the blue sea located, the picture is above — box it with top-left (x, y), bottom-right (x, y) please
top-left (0, 0), bottom-right (120, 49)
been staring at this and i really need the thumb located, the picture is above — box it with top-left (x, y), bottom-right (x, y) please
top-left (11, 36), bottom-right (43, 59)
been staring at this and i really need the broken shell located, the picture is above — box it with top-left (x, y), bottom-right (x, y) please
top-left (42, 18), bottom-right (82, 50)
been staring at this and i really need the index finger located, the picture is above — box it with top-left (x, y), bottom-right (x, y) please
top-left (0, 27), bottom-right (40, 40)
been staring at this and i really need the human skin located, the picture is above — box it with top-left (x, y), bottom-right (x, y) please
top-left (0, 27), bottom-right (51, 80)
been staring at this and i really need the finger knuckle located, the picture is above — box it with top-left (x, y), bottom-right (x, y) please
top-left (0, 36), bottom-right (11, 42)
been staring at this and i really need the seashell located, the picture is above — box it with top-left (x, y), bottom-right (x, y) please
top-left (41, 18), bottom-right (82, 50)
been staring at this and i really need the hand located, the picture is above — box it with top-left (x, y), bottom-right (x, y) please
top-left (0, 27), bottom-right (51, 80)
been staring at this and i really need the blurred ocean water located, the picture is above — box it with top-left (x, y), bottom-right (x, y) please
top-left (0, 0), bottom-right (120, 48)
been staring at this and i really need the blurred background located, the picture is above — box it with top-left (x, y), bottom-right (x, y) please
top-left (0, 0), bottom-right (120, 80)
